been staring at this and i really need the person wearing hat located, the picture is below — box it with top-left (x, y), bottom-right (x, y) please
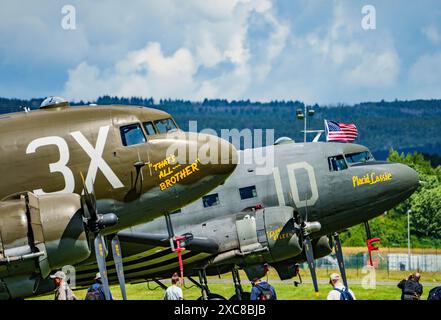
top-left (85, 272), bottom-right (113, 300)
top-left (50, 271), bottom-right (77, 301)
top-left (327, 273), bottom-right (355, 300)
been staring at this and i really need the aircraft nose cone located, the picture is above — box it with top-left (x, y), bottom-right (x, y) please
top-left (394, 163), bottom-right (420, 194)
top-left (196, 132), bottom-right (238, 175)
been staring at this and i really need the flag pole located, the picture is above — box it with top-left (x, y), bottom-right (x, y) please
top-left (324, 119), bottom-right (329, 142)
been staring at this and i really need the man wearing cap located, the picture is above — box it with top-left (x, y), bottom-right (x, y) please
top-left (50, 271), bottom-right (77, 301)
top-left (85, 272), bottom-right (113, 300)
top-left (327, 273), bottom-right (356, 300)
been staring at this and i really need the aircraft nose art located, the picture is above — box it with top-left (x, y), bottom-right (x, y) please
top-left (148, 131), bottom-right (237, 196)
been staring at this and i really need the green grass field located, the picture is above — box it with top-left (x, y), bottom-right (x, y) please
top-left (29, 268), bottom-right (440, 300)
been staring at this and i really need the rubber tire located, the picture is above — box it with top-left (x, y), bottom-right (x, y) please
top-left (197, 293), bottom-right (227, 300)
top-left (229, 292), bottom-right (251, 301)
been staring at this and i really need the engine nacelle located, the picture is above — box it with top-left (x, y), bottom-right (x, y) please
top-left (262, 206), bottom-right (303, 262)
top-left (0, 192), bottom-right (90, 280)
top-left (228, 206), bottom-right (302, 266)
top-left (291, 235), bottom-right (333, 265)
top-left (207, 206), bottom-right (304, 270)
top-left (270, 236), bottom-right (333, 280)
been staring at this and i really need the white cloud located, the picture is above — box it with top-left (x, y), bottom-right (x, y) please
top-left (63, 0), bottom-right (289, 101)
top-left (284, 0), bottom-right (400, 101)
top-left (422, 25), bottom-right (441, 45)
top-left (2, 0), bottom-right (440, 103)
top-left (64, 42), bottom-right (198, 101)
top-left (343, 51), bottom-right (400, 87)
top-left (408, 52), bottom-right (441, 99)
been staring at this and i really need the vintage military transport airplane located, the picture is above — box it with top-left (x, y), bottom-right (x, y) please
top-left (49, 138), bottom-right (419, 300)
top-left (0, 97), bottom-right (237, 300)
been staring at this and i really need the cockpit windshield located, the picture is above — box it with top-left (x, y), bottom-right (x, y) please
top-left (345, 150), bottom-right (374, 165)
top-left (154, 118), bottom-right (178, 134)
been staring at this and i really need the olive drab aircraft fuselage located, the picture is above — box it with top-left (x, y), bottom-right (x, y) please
top-left (0, 101), bottom-right (237, 299)
top-left (49, 139), bottom-right (419, 298)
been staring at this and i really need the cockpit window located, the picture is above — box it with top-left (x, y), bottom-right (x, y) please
top-left (143, 122), bottom-right (157, 135)
top-left (345, 151), bottom-right (374, 165)
top-left (120, 123), bottom-right (146, 146)
top-left (154, 118), bottom-right (178, 134)
top-left (328, 155), bottom-right (348, 171)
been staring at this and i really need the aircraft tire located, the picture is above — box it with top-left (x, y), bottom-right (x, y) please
top-left (229, 292), bottom-right (251, 300)
top-left (197, 293), bottom-right (227, 300)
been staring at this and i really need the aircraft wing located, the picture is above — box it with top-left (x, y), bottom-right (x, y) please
top-left (117, 231), bottom-right (219, 254)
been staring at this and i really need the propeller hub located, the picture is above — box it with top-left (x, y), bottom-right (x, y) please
top-left (304, 221), bottom-right (322, 235)
top-left (98, 213), bottom-right (119, 229)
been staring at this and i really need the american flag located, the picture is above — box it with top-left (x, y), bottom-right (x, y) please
top-left (325, 120), bottom-right (358, 142)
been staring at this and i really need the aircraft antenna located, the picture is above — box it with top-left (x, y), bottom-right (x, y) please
top-left (304, 190), bottom-right (308, 222)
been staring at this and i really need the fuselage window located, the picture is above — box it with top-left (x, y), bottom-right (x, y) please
top-left (328, 155), bottom-right (348, 171)
top-left (239, 186), bottom-right (257, 200)
top-left (120, 123), bottom-right (146, 146)
top-left (154, 118), bottom-right (178, 134)
top-left (143, 122), bottom-right (157, 135)
top-left (202, 193), bottom-right (220, 208)
top-left (345, 151), bottom-right (374, 165)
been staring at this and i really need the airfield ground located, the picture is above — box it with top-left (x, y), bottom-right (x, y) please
top-left (30, 269), bottom-right (440, 300)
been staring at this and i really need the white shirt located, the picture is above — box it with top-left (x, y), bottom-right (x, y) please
top-left (327, 284), bottom-right (356, 300)
top-left (164, 285), bottom-right (183, 300)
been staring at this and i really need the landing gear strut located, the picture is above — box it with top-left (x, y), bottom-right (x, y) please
top-left (232, 267), bottom-right (243, 300)
top-left (333, 233), bottom-right (349, 289)
top-left (229, 267), bottom-right (251, 300)
top-left (189, 269), bottom-right (226, 301)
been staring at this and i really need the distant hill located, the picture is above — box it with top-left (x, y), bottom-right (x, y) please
top-left (2, 96), bottom-right (441, 158)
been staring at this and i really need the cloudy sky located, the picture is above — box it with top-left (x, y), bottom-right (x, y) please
top-left (1, 0), bottom-right (441, 104)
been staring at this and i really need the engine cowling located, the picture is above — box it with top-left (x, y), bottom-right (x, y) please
top-left (270, 235), bottom-right (333, 280)
top-left (0, 192), bottom-right (91, 279)
top-left (289, 235), bottom-right (333, 265)
top-left (225, 206), bottom-right (302, 266)
top-left (262, 206), bottom-right (303, 262)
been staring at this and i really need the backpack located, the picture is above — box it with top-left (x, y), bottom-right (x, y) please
top-left (85, 283), bottom-right (104, 300)
top-left (333, 287), bottom-right (354, 300)
top-left (403, 280), bottom-right (421, 300)
top-left (428, 286), bottom-right (441, 301)
top-left (256, 284), bottom-right (276, 300)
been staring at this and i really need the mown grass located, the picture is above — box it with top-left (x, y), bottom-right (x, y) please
top-left (29, 282), bottom-right (438, 301)
top-left (29, 268), bottom-right (440, 300)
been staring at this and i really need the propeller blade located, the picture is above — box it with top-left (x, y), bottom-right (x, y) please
top-left (111, 235), bottom-right (127, 300)
top-left (333, 233), bottom-right (348, 288)
top-left (304, 236), bottom-right (319, 294)
top-left (94, 235), bottom-right (111, 300)
top-left (80, 172), bottom-right (98, 221)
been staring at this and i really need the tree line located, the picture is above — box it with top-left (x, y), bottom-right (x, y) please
top-left (1, 96), bottom-right (441, 158)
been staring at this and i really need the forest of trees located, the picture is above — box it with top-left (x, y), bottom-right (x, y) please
top-left (1, 96), bottom-right (441, 159)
